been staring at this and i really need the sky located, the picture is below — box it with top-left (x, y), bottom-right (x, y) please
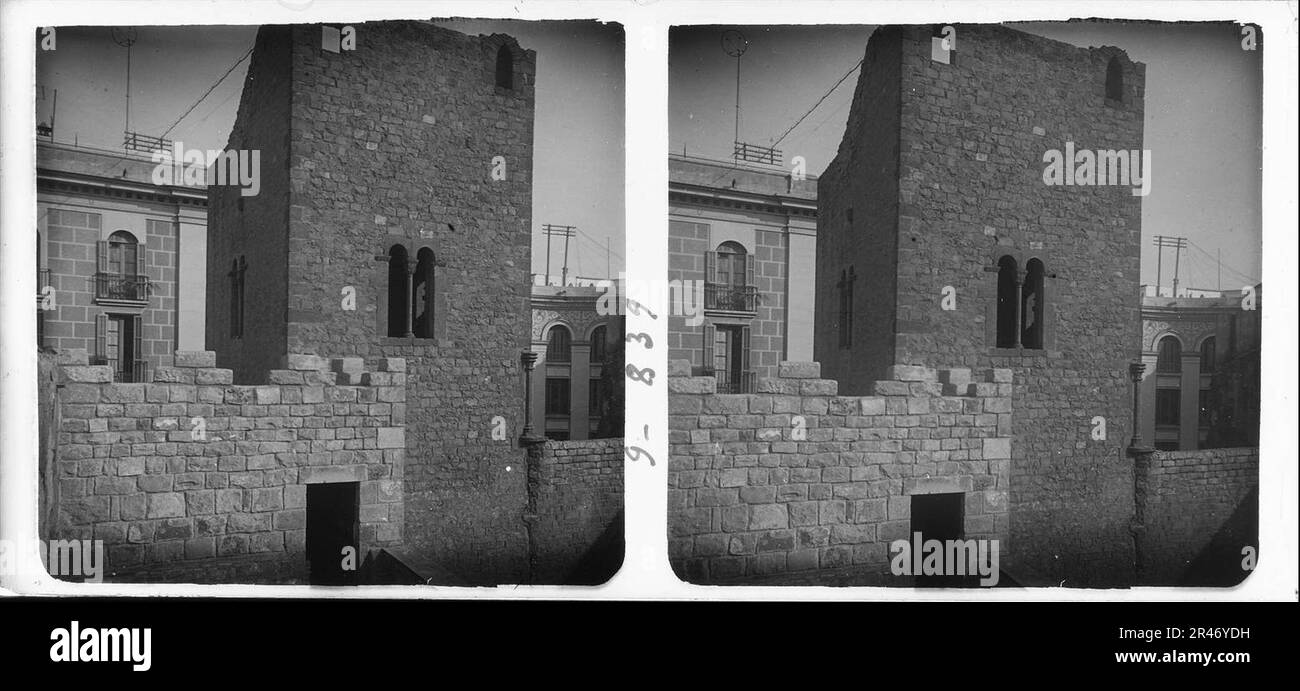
top-left (669, 22), bottom-right (1264, 292)
top-left (34, 19), bottom-right (625, 280)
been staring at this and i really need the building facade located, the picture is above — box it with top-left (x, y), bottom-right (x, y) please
top-left (815, 25), bottom-right (1147, 586)
top-left (36, 140), bottom-right (208, 381)
top-left (206, 22), bottom-right (538, 582)
top-left (668, 154), bottom-right (817, 392)
top-left (529, 280), bottom-right (623, 441)
top-left (1139, 285), bottom-right (1261, 451)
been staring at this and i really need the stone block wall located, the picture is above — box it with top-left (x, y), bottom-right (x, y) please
top-left (668, 361), bottom-right (1012, 584)
top-left (1135, 447), bottom-right (1258, 586)
top-left (525, 438), bottom-right (624, 583)
top-left (44, 349), bottom-right (405, 583)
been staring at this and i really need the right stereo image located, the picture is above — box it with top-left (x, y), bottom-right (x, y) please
top-left (666, 22), bottom-right (1262, 588)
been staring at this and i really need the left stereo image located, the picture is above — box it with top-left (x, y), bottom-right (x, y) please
top-left (32, 20), bottom-right (626, 585)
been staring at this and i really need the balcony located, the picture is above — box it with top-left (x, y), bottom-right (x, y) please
top-left (704, 283), bottom-right (758, 313)
top-left (94, 272), bottom-right (150, 305)
top-left (706, 368), bottom-right (756, 394)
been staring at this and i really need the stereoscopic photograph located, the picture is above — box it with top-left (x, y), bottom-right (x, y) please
top-left (667, 21), bottom-right (1262, 588)
top-left (33, 18), bottom-right (626, 585)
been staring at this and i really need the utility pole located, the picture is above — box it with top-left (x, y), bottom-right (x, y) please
top-left (606, 237), bottom-right (611, 279)
top-left (542, 224), bottom-right (576, 286)
top-left (1153, 236), bottom-right (1187, 297)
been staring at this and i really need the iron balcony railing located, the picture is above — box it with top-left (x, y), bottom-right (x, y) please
top-left (94, 272), bottom-right (150, 302)
top-left (706, 368), bottom-right (756, 394)
top-left (704, 283), bottom-right (759, 312)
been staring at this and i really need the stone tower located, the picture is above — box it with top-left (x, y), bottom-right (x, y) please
top-left (815, 25), bottom-right (1146, 586)
top-left (207, 22), bottom-right (536, 582)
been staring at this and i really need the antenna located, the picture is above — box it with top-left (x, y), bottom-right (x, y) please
top-left (722, 29), bottom-right (781, 166)
top-left (112, 27), bottom-right (138, 147)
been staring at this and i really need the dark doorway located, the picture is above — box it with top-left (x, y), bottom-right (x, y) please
top-left (910, 492), bottom-right (969, 587)
top-left (306, 482), bottom-right (359, 585)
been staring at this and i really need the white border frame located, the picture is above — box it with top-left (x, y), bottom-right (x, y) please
top-left (1, 0), bottom-right (1295, 602)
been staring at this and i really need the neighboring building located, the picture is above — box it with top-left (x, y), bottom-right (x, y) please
top-left (815, 25), bottom-right (1147, 586)
top-left (36, 139), bottom-right (208, 381)
top-left (668, 153), bottom-right (817, 392)
top-left (529, 279), bottom-right (623, 441)
top-left (1139, 285), bottom-right (1261, 450)
top-left (206, 23), bottom-right (538, 582)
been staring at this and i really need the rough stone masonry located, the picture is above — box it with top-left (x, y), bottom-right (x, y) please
top-left (45, 349), bottom-right (405, 583)
top-left (669, 360), bottom-right (1012, 584)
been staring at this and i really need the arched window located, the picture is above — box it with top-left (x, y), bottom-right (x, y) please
top-left (715, 242), bottom-right (747, 287)
top-left (413, 248), bottom-right (435, 339)
top-left (547, 325), bottom-right (572, 363)
top-left (996, 255), bottom-right (1018, 348)
top-left (495, 45), bottom-right (514, 89)
top-left (589, 325), bottom-right (607, 364)
top-left (1022, 258), bottom-right (1045, 349)
top-left (1156, 336), bottom-right (1182, 373)
top-left (387, 245), bottom-right (410, 337)
top-left (1105, 57), bottom-right (1123, 102)
top-left (1200, 337), bottom-right (1216, 372)
top-left (107, 231), bottom-right (139, 277)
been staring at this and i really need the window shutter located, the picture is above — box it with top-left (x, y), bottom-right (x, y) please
top-left (704, 251), bottom-right (717, 284)
top-left (745, 253), bottom-right (756, 288)
top-left (740, 325), bottom-right (752, 374)
top-left (702, 323), bottom-right (715, 372)
top-left (94, 313), bottom-right (107, 361)
top-left (131, 314), bottom-right (144, 381)
top-left (96, 240), bottom-right (109, 275)
top-left (134, 242), bottom-right (147, 278)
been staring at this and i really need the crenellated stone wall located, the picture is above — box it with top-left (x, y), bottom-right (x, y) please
top-left (45, 349), bottom-right (405, 583)
top-left (669, 360), bottom-right (1012, 585)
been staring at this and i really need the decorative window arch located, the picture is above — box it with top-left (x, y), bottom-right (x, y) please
top-left (589, 324), bottom-right (607, 364)
top-left (495, 44), bottom-right (514, 89)
top-left (547, 324), bottom-right (572, 363)
top-left (107, 231), bottom-right (140, 277)
top-left (413, 248), bottom-right (436, 339)
top-left (1156, 335), bottom-right (1182, 373)
top-left (1105, 57), bottom-right (1124, 102)
top-left (1022, 258), bottom-right (1046, 349)
top-left (996, 255), bottom-right (1019, 348)
top-left (1199, 336), bottom-right (1216, 372)
top-left (387, 245), bottom-right (410, 337)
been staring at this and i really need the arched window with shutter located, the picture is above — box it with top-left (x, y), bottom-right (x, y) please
top-left (996, 255), bottom-right (1018, 348)
top-left (547, 324), bottom-right (572, 363)
top-left (1199, 337), bottom-right (1216, 372)
top-left (96, 230), bottom-right (147, 302)
top-left (1156, 336), bottom-right (1182, 373)
top-left (589, 324), bottom-right (607, 364)
top-left (413, 247), bottom-right (436, 339)
top-left (387, 245), bottom-right (410, 337)
top-left (1022, 259), bottom-right (1045, 349)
